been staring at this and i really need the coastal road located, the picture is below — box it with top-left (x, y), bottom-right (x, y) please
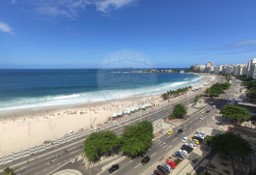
top-left (0, 76), bottom-right (224, 175)
top-left (97, 77), bottom-right (240, 175)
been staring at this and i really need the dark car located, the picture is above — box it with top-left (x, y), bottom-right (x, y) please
top-left (181, 145), bottom-right (193, 153)
top-left (192, 136), bottom-right (203, 143)
top-left (157, 165), bottom-right (170, 174)
top-left (153, 169), bottom-right (165, 175)
top-left (108, 164), bottom-right (119, 174)
top-left (141, 156), bottom-right (150, 165)
top-left (172, 151), bottom-right (184, 161)
top-left (206, 110), bottom-right (210, 113)
top-left (177, 128), bottom-right (183, 134)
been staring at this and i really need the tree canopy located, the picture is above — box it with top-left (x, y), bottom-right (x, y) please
top-left (209, 132), bottom-right (253, 158)
top-left (83, 131), bottom-right (120, 163)
top-left (120, 121), bottom-right (153, 158)
top-left (162, 86), bottom-right (192, 100)
top-left (170, 104), bottom-right (187, 119)
top-left (2, 167), bottom-right (15, 175)
top-left (220, 104), bottom-right (251, 123)
top-left (205, 82), bottom-right (231, 97)
top-left (83, 121), bottom-right (154, 163)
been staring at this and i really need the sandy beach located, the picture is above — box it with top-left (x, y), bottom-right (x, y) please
top-left (0, 74), bottom-right (216, 156)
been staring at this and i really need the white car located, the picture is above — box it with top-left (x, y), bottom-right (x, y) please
top-left (182, 137), bottom-right (188, 143)
top-left (179, 149), bottom-right (188, 156)
top-left (185, 142), bottom-right (196, 148)
top-left (199, 117), bottom-right (204, 120)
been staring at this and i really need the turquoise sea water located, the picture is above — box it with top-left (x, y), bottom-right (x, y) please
top-left (0, 69), bottom-right (201, 111)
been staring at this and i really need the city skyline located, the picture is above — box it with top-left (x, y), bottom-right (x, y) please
top-left (1, 0), bottom-right (256, 68)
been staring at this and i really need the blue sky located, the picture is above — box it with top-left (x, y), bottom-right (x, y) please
top-left (1, 0), bottom-right (256, 68)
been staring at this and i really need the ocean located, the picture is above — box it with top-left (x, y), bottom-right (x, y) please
top-left (0, 69), bottom-right (201, 111)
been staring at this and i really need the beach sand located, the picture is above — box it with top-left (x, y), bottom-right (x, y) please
top-left (0, 74), bottom-right (216, 156)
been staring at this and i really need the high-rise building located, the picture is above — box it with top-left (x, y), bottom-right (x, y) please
top-left (246, 58), bottom-right (256, 78)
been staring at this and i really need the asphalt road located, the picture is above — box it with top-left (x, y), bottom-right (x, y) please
top-left (0, 76), bottom-right (226, 175)
top-left (97, 77), bottom-right (239, 175)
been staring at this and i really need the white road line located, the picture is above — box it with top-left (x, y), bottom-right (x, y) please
top-left (134, 163), bottom-right (141, 168)
top-left (151, 152), bottom-right (156, 157)
top-left (173, 138), bottom-right (177, 141)
top-left (160, 142), bottom-right (166, 146)
top-left (43, 169), bottom-right (47, 172)
top-left (128, 160), bottom-right (133, 163)
top-left (162, 145), bottom-right (167, 149)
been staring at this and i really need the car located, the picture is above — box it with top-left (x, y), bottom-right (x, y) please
top-left (181, 145), bottom-right (193, 153)
top-left (141, 156), bottom-right (150, 165)
top-left (167, 129), bottom-right (173, 135)
top-left (172, 151), bottom-right (184, 160)
top-left (166, 159), bottom-right (176, 169)
top-left (185, 142), bottom-right (196, 148)
top-left (162, 163), bottom-right (172, 171)
top-left (192, 139), bottom-right (200, 145)
top-left (108, 164), bottom-right (119, 174)
top-left (199, 117), bottom-right (204, 120)
top-left (182, 137), bottom-right (188, 143)
top-left (194, 133), bottom-right (205, 139)
top-left (177, 128), bottom-right (183, 133)
top-left (192, 136), bottom-right (203, 143)
top-left (206, 110), bottom-right (210, 113)
top-left (153, 169), bottom-right (164, 175)
top-left (157, 165), bottom-right (169, 174)
top-left (179, 149), bottom-right (188, 156)
top-left (196, 130), bottom-right (206, 135)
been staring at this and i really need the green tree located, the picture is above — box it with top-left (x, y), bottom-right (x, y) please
top-left (206, 82), bottom-right (231, 97)
top-left (220, 104), bottom-right (251, 123)
top-left (203, 135), bottom-right (213, 146)
top-left (161, 86), bottom-right (192, 100)
top-left (170, 104), bottom-right (187, 119)
top-left (194, 95), bottom-right (200, 105)
top-left (210, 132), bottom-right (253, 158)
top-left (3, 167), bottom-right (15, 175)
top-left (83, 131), bottom-right (120, 163)
top-left (120, 121), bottom-right (153, 158)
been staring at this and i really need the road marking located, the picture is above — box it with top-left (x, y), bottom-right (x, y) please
top-left (173, 138), bottom-right (177, 141)
top-left (162, 145), bottom-right (167, 149)
top-left (160, 142), bottom-right (166, 146)
top-left (135, 163), bottom-right (141, 168)
top-left (129, 160), bottom-right (133, 163)
top-left (151, 152), bottom-right (156, 157)
top-left (43, 169), bottom-right (47, 172)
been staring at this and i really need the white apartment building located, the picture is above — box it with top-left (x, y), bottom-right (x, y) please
top-left (246, 58), bottom-right (256, 78)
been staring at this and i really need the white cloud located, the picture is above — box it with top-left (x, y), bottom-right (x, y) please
top-left (0, 21), bottom-right (14, 34)
top-left (94, 0), bottom-right (136, 12)
top-left (11, 0), bottom-right (137, 18)
top-left (233, 40), bottom-right (256, 46)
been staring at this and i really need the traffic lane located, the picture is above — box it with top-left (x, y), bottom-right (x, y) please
top-left (10, 91), bottom-right (205, 174)
top-left (115, 107), bottom-right (217, 175)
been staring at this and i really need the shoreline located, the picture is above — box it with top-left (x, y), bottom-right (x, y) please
top-left (0, 73), bottom-right (215, 156)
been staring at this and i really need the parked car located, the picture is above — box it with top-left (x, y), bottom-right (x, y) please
top-left (166, 159), bottom-right (176, 169)
top-left (179, 149), bottom-right (188, 156)
top-left (172, 151), bottom-right (184, 160)
top-left (141, 156), bottom-right (150, 165)
top-left (185, 142), bottom-right (196, 148)
top-left (199, 117), bottom-right (204, 120)
top-left (157, 165), bottom-right (169, 174)
top-left (162, 163), bottom-right (172, 171)
top-left (182, 137), bottom-right (188, 143)
top-left (181, 145), bottom-right (193, 153)
top-left (192, 136), bottom-right (203, 143)
top-left (153, 169), bottom-right (164, 175)
top-left (108, 164), bottom-right (119, 174)
top-left (206, 110), bottom-right (210, 113)
top-left (192, 139), bottom-right (200, 145)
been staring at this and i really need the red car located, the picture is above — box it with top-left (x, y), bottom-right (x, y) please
top-left (166, 159), bottom-right (176, 169)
